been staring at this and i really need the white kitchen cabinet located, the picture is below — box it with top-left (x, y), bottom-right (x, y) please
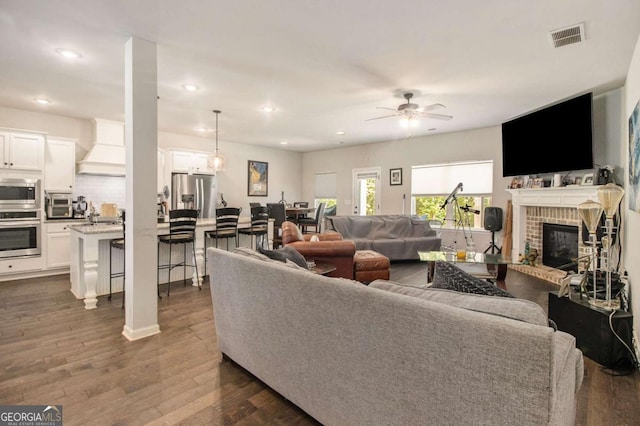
top-left (45, 137), bottom-right (76, 192)
top-left (45, 222), bottom-right (72, 268)
top-left (0, 131), bottom-right (45, 171)
top-left (169, 150), bottom-right (214, 174)
top-left (0, 256), bottom-right (43, 275)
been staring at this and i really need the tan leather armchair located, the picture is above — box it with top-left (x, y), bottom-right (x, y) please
top-left (281, 221), bottom-right (356, 279)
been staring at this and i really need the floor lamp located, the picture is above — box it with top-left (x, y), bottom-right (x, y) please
top-left (596, 183), bottom-right (625, 310)
top-left (577, 200), bottom-right (603, 303)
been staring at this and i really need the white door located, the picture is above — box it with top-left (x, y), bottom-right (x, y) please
top-left (352, 167), bottom-right (381, 216)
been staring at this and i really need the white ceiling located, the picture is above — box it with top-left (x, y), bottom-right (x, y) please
top-left (1, 1), bottom-right (639, 152)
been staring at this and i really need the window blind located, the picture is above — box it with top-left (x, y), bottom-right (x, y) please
top-left (411, 161), bottom-right (493, 195)
top-left (315, 172), bottom-right (337, 198)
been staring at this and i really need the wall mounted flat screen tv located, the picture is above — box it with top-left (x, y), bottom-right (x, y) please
top-left (501, 92), bottom-right (594, 177)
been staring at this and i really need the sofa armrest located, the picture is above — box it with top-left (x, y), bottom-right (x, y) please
top-left (303, 231), bottom-right (343, 242)
top-left (288, 240), bottom-right (356, 279)
top-left (288, 240), bottom-right (356, 257)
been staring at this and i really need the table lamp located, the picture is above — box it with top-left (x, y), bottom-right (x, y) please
top-left (577, 200), bottom-right (603, 302)
top-left (596, 183), bottom-right (625, 310)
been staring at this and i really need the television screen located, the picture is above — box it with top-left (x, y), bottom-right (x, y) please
top-left (501, 92), bottom-right (594, 177)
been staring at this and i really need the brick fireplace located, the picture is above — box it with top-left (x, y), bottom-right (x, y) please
top-left (507, 186), bottom-right (599, 284)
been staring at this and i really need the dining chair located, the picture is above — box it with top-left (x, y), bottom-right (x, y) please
top-left (249, 202), bottom-right (261, 208)
top-left (238, 205), bottom-right (269, 250)
top-left (157, 208), bottom-right (200, 297)
top-left (267, 203), bottom-right (287, 249)
top-left (297, 202), bottom-right (326, 234)
top-left (204, 207), bottom-right (242, 276)
top-left (109, 210), bottom-right (125, 308)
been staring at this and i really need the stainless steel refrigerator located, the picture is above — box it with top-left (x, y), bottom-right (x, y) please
top-left (171, 173), bottom-right (217, 219)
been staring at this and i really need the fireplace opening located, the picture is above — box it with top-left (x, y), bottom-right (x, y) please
top-left (542, 223), bottom-right (579, 272)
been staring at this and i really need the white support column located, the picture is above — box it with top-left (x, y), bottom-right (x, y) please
top-left (122, 37), bottom-right (161, 341)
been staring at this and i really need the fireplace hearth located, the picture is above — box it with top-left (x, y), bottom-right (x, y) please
top-left (542, 223), bottom-right (579, 272)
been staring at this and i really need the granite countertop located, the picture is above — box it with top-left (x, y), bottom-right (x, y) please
top-left (44, 218), bottom-right (89, 223)
top-left (68, 217), bottom-right (251, 234)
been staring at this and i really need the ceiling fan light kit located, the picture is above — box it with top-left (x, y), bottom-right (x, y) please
top-left (366, 92), bottom-right (453, 123)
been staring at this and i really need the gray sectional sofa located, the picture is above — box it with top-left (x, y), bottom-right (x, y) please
top-left (207, 247), bottom-right (583, 425)
top-left (328, 214), bottom-right (441, 260)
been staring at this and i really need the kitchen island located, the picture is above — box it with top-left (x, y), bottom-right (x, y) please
top-left (69, 217), bottom-right (272, 309)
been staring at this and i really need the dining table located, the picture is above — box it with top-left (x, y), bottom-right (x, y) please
top-left (285, 206), bottom-right (316, 223)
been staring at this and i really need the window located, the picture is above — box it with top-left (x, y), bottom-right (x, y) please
top-left (314, 172), bottom-right (337, 215)
top-left (411, 161), bottom-right (493, 228)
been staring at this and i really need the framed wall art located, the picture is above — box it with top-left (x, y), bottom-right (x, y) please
top-left (248, 160), bottom-right (268, 196)
top-left (629, 98), bottom-right (640, 212)
top-left (581, 173), bottom-right (594, 186)
top-left (390, 168), bottom-right (402, 186)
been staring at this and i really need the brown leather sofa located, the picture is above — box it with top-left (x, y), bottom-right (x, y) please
top-left (281, 221), bottom-right (356, 279)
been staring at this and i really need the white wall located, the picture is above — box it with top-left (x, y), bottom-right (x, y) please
top-left (158, 132), bottom-right (303, 215)
top-left (302, 126), bottom-right (512, 237)
top-left (624, 34), bottom-right (640, 338)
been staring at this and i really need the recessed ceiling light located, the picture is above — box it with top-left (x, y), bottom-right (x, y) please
top-left (336, 131), bottom-right (346, 136)
top-left (261, 106), bottom-right (275, 113)
top-left (183, 84), bottom-right (199, 92)
top-left (280, 141), bottom-right (288, 145)
top-left (195, 127), bottom-right (213, 133)
top-left (55, 48), bottom-right (82, 59)
top-left (34, 98), bottom-right (50, 105)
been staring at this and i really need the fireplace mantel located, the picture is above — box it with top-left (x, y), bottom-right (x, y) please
top-left (507, 186), bottom-right (599, 208)
top-left (506, 186), bottom-right (600, 261)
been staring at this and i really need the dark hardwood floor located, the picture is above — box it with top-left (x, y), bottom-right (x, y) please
top-left (1, 263), bottom-right (639, 425)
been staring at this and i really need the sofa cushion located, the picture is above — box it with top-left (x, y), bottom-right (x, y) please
top-left (258, 246), bottom-right (309, 269)
top-left (431, 261), bottom-right (514, 298)
top-left (369, 280), bottom-right (548, 327)
top-left (233, 246), bottom-right (271, 261)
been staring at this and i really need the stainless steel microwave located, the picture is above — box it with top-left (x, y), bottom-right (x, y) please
top-left (0, 178), bottom-right (40, 209)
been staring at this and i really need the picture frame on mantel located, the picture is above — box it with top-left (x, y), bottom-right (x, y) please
top-left (390, 168), bottom-right (402, 186)
top-left (581, 173), bottom-right (594, 186)
top-left (248, 160), bottom-right (268, 196)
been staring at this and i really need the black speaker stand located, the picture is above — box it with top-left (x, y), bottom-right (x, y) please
top-left (484, 230), bottom-right (501, 254)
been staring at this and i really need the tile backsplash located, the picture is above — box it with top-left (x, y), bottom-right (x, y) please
top-left (73, 174), bottom-right (125, 211)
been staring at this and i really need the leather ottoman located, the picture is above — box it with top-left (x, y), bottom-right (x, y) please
top-left (354, 250), bottom-right (390, 284)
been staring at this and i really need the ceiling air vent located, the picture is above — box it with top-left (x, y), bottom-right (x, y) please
top-left (549, 23), bottom-right (585, 48)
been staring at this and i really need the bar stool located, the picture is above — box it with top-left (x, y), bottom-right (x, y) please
top-left (157, 209), bottom-right (200, 297)
top-left (238, 205), bottom-right (269, 250)
top-left (204, 207), bottom-right (242, 276)
top-left (109, 210), bottom-right (125, 308)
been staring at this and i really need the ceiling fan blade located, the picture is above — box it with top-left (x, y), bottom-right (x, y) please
top-left (422, 103), bottom-right (446, 112)
top-left (365, 114), bottom-right (399, 121)
top-left (376, 107), bottom-right (399, 112)
top-left (422, 112), bottom-right (453, 121)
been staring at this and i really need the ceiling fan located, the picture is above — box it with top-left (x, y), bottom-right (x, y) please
top-left (366, 92), bottom-right (453, 122)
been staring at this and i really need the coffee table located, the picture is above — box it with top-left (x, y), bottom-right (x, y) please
top-left (308, 260), bottom-right (337, 276)
top-left (418, 251), bottom-right (515, 289)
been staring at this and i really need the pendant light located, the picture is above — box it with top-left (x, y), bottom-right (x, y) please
top-left (211, 109), bottom-right (224, 171)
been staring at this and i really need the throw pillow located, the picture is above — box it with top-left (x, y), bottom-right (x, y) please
top-left (369, 280), bottom-right (548, 327)
top-left (258, 246), bottom-right (309, 269)
top-left (431, 261), bottom-right (514, 298)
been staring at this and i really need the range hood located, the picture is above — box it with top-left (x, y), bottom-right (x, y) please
top-left (77, 118), bottom-right (125, 176)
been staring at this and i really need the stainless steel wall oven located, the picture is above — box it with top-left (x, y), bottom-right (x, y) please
top-left (0, 178), bottom-right (42, 258)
